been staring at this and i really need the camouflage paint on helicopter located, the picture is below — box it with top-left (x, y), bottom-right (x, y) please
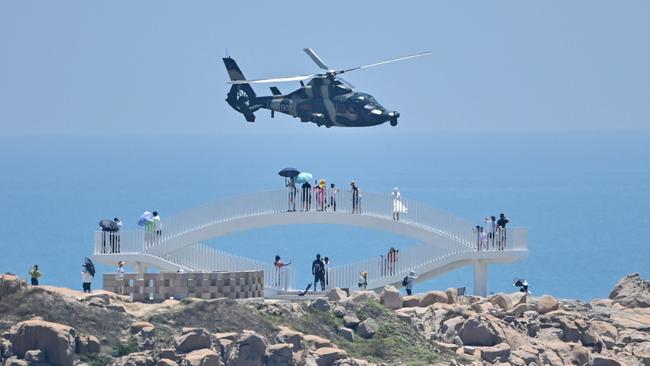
top-left (223, 49), bottom-right (431, 128)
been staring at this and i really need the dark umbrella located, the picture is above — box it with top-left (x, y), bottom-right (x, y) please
top-left (278, 168), bottom-right (300, 178)
top-left (99, 219), bottom-right (119, 232)
top-left (84, 257), bottom-right (96, 277)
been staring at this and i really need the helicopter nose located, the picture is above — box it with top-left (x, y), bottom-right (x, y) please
top-left (388, 111), bottom-right (400, 119)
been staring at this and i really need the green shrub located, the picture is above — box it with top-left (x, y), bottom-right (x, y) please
top-left (111, 337), bottom-right (139, 357)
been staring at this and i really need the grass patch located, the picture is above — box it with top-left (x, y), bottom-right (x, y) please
top-left (79, 354), bottom-right (114, 366)
top-left (111, 337), bottom-right (139, 357)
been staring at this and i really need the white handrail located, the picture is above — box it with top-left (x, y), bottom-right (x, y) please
top-left (93, 189), bottom-right (528, 291)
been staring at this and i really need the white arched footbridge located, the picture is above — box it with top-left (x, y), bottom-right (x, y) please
top-left (92, 190), bottom-right (528, 296)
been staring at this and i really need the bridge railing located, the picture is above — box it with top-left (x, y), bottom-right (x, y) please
top-left (94, 230), bottom-right (145, 255)
top-left (328, 226), bottom-right (527, 289)
top-left (128, 189), bottom-right (481, 255)
top-left (163, 243), bottom-right (294, 291)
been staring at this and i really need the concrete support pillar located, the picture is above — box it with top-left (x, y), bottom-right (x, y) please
top-left (134, 262), bottom-right (148, 279)
top-left (473, 260), bottom-right (488, 297)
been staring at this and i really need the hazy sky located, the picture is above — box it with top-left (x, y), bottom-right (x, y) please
top-left (1, 1), bottom-right (649, 135)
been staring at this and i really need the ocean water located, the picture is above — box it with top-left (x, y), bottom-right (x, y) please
top-left (0, 131), bottom-right (648, 300)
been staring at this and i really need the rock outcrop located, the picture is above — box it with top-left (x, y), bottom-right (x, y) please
top-left (8, 319), bottom-right (77, 366)
top-left (609, 273), bottom-right (650, 308)
top-left (379, 285), bottom-right (402, 310)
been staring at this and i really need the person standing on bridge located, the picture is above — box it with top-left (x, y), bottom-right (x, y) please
top-left (286, 177), bottom-right (297, 212)
top-left (312, 254), bottom-right (326, 291)
top-left (351, 181), bottom-right (360, 213)
top-left (484, 216), bottom-right (496, 249)
top-left (274, 255), bottom-right (291, 287)
top-left (329, 183), bottom-right (337, 212)
top-left (323, 256), bottom-right (330, 289)
top-left (392, 187), bottom-right (407, 221)
top-left (152, 211), bottom-right (162, 241)
top-left (497, 213), bottom-right (509, 250)
top-left (301, 181), bottom-right (312, 211)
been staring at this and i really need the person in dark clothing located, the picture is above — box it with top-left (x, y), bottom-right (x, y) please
top-left (301, 181), bottom-right (312, 211)
top-left (496, 213), bottom-right (510, 250)
top-left (312, 254), bottom-right (326, 291)
top-left (351, 181), bottom-right (360, 213)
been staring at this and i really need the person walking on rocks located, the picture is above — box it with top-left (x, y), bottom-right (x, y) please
top-left (28, 265), bottom-right (41, 286)
top-left (82, 265), bottom-right (93, 293)
top-left (403, 270), bottom-right (418, 296)
top-left (312, 254), bottom-right (326, 291)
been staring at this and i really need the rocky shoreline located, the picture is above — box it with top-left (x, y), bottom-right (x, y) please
top-left (0, 273), bottom-right (648, 366)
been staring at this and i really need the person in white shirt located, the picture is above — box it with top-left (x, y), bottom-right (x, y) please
top-left (152, 211), bottom-right (162, 240)
top-left (392, 187), bottom-right (407, 221)
top-left (82, 267), bottom-right (93, 293)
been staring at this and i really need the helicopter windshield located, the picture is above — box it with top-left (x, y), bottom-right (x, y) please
top-left (351, 93), bottom-right (384, 111)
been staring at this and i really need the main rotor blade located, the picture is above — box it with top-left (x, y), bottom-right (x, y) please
top-left (303, 48), bottom-right (330, 70)
top-left (337, 51), bottom-right (432, 74)
top-left (227, 74), bottom-right (315, 84)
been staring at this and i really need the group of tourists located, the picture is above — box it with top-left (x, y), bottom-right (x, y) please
top-left (474, 213), bottom-right (510, 251)
top-left (99, 211), bottom-right (162, 254)
top-left (285, 177), bottom-right (345, 213)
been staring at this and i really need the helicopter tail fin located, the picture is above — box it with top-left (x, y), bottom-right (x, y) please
top-left (223, 57), bottom-right (257, 122)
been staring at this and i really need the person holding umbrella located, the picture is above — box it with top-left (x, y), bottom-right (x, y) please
top-left (82, 258), bottom-right (95, 293)
top-left (279, 168), bottom-right (300, 212)
top-left (138, 211), bottom-right (154, 247)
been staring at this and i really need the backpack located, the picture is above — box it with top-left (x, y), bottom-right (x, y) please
top-left (401, 276), bottom-right (408, 287)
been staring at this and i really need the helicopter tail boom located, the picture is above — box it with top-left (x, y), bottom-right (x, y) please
top-left (223, 57), bottom-right (258, 122)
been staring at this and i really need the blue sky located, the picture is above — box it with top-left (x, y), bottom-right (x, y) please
top-left (1, 1), bottom-right (649, 135)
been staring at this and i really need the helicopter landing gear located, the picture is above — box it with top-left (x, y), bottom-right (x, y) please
top-left (390, 118), bottom-right (398, 126)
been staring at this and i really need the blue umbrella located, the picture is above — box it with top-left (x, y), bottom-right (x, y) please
top-left (138, 211), bottom-right (153, 226)
top-left (295, 172), bottom-right (313, 184)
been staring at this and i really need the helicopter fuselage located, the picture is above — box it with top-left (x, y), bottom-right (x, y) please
top-left (248, 76), bottom-right (400, 127)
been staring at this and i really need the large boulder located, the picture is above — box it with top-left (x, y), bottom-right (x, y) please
top-left (326, 288), bottom-right (348, 302)
top-left (314, 347), bottom-right (348, 366)
top-left (402, 296), bottom-right (420, 308)
top-left (488, 292), bottom-right (527, 311)
top-left (609, 273), bottom-right (650, 308)
top-left (338, 327), bottom-right (354, 342)
top-left (181, 349), bottom-right (222, 366)
top-left (458, 317), bottom-right (502, 346)
top-left (479, 343), bottom-right (511, 363)
top-left (310, 298), bottom-right (331, 312)
top-left (591, 356), bottom-right (622, 366)
top-left (226, 331), bottom-right (267, 366)
top-left (379, 285), bottom-right (402, 310)
top-left (8, 319), bottom-right (77, 366)
top-left (75, 334), bottom-right (100, 354)
top-left (119, 352), bottom-right (155, 366)
top-left (1, 337), bottom-right (13, 364)
top-left (275, 327), bottom-right (304, 352)
top-left (357, 319), bottom-right (379, 339)
top-left (342, 315), bottom-right (360, 328)
top-left (130, 322), bottom-right (155, 335)
top-left (445, 288), bottom-right (458, 304)
top-left (537, 295), bottom-right (559, 314)
top-left (419, 291), bottom-right (448, 307)
top-left (303, 335), bottom-right (333, 349)
top-left (348, 290), bottom-right (379, 303)
top-left (175, 328), bottom-right (211, 354)
top-left (265, 343), bottom-right (295, 366)
top-left (0, 274), bottom-right (26, 297)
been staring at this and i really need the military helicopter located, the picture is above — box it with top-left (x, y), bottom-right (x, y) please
top-left (223, 49), bottom-right (431, 127)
